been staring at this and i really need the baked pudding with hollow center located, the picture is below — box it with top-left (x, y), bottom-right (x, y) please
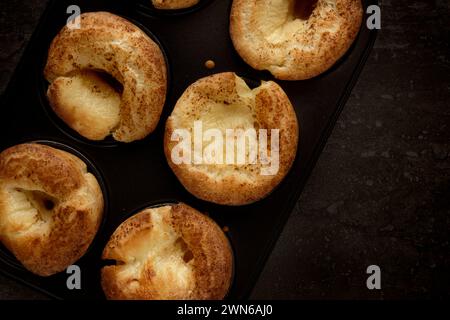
top-left (164, 72), bottom-right (299, 205)
top-left (44, 11), bottom-right (167, 142)
top-left (101, 203), bottom-right (233, 300)
top-left (151, 0), bottom-right (200, 10)
top-left (0, 143), bottom-right (104, 276)
top-left (230, 0), bottom-right (363, 80)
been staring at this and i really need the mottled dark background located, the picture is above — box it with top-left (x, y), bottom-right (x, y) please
top-left (0, 0), bottom-right (449, 299)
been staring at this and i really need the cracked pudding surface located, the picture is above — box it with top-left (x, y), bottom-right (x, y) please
top-left (101, 203), bottom-right (233, 300)
top-left (230, 0), bottom-right (363, 80)
top-left (44, 12), bottom-right (167, 142)
top-left (164, 72), bottom-right (299, 205)
top-left (0, 143), bottom-right (104, 276)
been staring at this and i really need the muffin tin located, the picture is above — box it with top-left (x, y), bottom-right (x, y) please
top-left (0, 0), bottom-right (378, 299)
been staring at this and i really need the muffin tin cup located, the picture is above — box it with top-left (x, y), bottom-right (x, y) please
top-left (38, 15), bottom-right (172, 148)
top-left (0, 0), bottom-right (378, 299)
top-left (0, 139), bottom-right (109, 299)
top-left (101, 200), bottom-right (236, 299)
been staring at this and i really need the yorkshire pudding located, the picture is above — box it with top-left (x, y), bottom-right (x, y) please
top-left (0, 143), bottom-right (103, 276)
top-left (101, 203), bottom-right (233, 300)
top-left (230, 0), bottom-right (363, 80)
top-left (164, 72), bottom-right (299, 205)
top-left (151, 0), bottom-right (200, 10)
top-left (44, 12), bottom-right (167, 142)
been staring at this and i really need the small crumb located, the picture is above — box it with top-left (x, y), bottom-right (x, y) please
top-left (205, 60), bottom-right (215, 69)
top-left (223, 226), bottom-right (229, 232)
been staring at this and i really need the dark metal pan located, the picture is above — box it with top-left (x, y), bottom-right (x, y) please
top-left (0, 0), bottom-right (378, 299)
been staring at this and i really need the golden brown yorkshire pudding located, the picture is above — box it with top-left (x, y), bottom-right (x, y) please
top-left (230, 0), bottom-right (363, 80)
top-left (101, 203), bottom-right (233, 300)
top-left (0, 143), bottom-right (103, 276)
top-left (44, 12), bottom-right (167, 142)
top-left (151, 0), bottom-right (200, 10)
top-left (164, 72), bottom-right (299, 206)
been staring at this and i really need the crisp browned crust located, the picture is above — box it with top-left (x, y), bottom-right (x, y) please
top-left (101, 203), bottom-right (233, 300)
top-left (230, 0), bottom-right (363, 80)
top-left (164, 72), bottom-right (299, 205)
top-left (151, 0), bottom-right (199, 9)
top-left (44, 12), bottom-right (167, 142)
top-left (0, 143), bottom-right (104, 276)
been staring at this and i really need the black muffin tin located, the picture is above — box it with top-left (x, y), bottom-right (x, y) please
top-left (0, 0), bottom-right (377, 299)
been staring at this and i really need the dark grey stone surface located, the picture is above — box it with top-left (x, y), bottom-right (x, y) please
top-left (0, 0), bottom-right (449, 299)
